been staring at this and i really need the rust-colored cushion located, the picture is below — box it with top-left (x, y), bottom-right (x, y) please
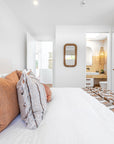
top-left (16, 70), bottom-right (22, 79)
top-left (0, 72), bottom-right (20, 132)
top-left (43, 84), bottom-right (51, 102)
top-left (5, 71), bottom-right (19, 83)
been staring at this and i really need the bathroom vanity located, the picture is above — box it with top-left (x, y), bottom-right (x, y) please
top-left (86, 72), bottom-right (107, 87)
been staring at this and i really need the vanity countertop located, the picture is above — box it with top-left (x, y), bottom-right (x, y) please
top-left (86, 74), bottom-right (107, 79)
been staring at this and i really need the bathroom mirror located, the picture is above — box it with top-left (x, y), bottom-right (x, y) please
top-left (64, 44), bottom-right (77, 67)
top-left (86, 47), bottom-right (93, 66)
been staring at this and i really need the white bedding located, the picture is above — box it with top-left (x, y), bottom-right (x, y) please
top-left (0, 88), bottom-right (114, 144)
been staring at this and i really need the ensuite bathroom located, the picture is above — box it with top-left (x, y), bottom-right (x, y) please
top-left (86, 33), bottom-right (108, 89)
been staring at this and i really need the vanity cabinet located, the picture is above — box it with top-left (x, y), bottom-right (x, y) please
top-left (86, 78), bottom-right (94, 87)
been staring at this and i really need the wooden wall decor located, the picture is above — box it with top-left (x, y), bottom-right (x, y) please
top-left (64, 44), bottom-right (77, 67)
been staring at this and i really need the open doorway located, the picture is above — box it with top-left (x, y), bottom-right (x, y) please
top-left (35, 41), bottom-right (53, 87)
top-left (85, 33), bottom-right (111, 89)
top-left (27, 33), bottom-right (53, 87)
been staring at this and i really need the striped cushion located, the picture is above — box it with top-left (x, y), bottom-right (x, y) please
top-left (29, 72), bottom-right (47, 112)
top-left (17, 72), bottom-right (47, 129)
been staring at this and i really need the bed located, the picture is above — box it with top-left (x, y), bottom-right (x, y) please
top-left (0, 88), bottom-right (114, 144)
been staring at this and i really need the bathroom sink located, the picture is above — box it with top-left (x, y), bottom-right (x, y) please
top-left (86, 72), bottom-right (99, 75)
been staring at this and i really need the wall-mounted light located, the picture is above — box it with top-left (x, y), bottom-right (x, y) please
top-left (99, 47), bottom-right (105, 65)
top-left (33, 0), bottom-right (39, 6)
top-left (80, 0), bottom-right (87, 7)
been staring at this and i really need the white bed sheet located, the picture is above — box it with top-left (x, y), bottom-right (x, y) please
top-left (0, 88), bottom-right (114, 144)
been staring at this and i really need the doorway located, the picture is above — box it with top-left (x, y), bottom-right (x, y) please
top-left (35, 41), bottom-right (53, 87)
top-left (27, 33), bottom-right (53, 87)
top-left (85, 33), bottom-right (111, 89)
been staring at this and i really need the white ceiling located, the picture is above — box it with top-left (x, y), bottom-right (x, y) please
top-left (4, 0), bottom-right (114, 39)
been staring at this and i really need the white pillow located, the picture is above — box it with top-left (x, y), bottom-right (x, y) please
top-left (17, 71), bottom-right (47, 129)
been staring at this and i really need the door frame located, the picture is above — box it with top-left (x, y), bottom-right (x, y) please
top-left (85, 32), bottom-right (112, 89)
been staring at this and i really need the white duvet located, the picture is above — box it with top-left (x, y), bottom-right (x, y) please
top-left (0, 88), bottom-right (114, 144)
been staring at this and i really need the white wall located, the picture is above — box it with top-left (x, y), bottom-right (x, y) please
top-left (104, 39), bottom-right (107, 73)
top-left (54, 26), bottom-right (86, 87)
top-left (0, 0), bottom-right (26, 74)
top-left (54, 25), bottom-right (112, 88)
top-left (112, 33), bottom-right (114, 91)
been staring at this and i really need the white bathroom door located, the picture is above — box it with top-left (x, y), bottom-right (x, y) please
top-left (112, 33), bottom-right (114, 91)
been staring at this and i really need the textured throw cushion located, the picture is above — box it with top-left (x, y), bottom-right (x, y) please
top-left (16, 70), bottom-right (31, 79)
top-left (0, 72), bottom-right (20, 132)
top-left (43, 84), bottom-right (52, 102)
top-left (17, 72), bottom-right (47, 129)
top-left (28, 71), bottom-right (51, 102)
